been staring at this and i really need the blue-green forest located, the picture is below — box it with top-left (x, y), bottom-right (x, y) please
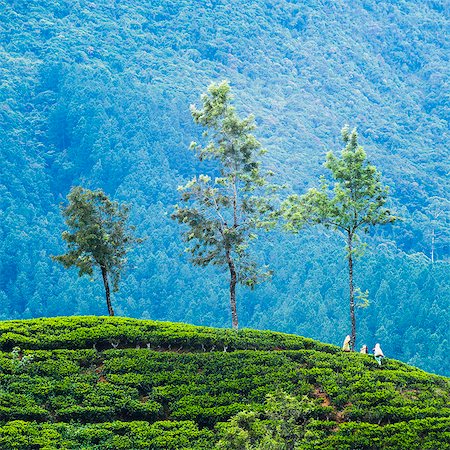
top-left (1, 0), bottom-right (449, 377)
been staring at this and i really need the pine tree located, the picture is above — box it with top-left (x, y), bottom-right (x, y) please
top-left (53, 186), bottom-right (139, 316)
top-left (283, 127), bottom-right (396, 350)
top-left (172, 81), bottom-right (278, 330)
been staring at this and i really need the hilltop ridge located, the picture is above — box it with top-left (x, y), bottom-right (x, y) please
top-left (0, 316), bottom-right (448, 449)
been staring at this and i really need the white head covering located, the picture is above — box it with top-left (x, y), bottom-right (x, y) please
top-left (374, 343), bottom-right (384, 357)
top-left (342, 335), bottom-right (351, 351)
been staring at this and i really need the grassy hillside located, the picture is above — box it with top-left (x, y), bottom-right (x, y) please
top-left (0, 316), bottom-right (448, 449)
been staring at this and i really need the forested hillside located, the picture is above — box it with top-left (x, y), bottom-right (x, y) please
top-left (1, 0), bottom-right (449, 374)
top-left (0, 317), bottom-right (448, 449)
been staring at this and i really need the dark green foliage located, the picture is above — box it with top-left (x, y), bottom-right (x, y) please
top-left (173, 81), bottom-right (278, 329)
top-left (0, 317), bottom-right (448, 448)
top-left (0, 316), bottom-right (337, 352)
top-left (0, 420), bottom-right (214, 449)
top-left (53, 187), bottom-right (133, 289)
top-left (53, 186), bottom-right (140, 316)
top-left (215, 392), bottom-right (334, 449)
top-left (283, 127), bottom-right (396, 350)
top-left (284, 127), bottom-right (395, 236)
top-left (300, 418), bottom-right (450, 450)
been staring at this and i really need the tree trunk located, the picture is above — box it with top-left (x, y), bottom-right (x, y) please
top-left (347, 232), bottom-right (356, 351)
top-left (226, 249), bottom-right (238, 330)
top-left (101, 265), bottom-right (114, 316)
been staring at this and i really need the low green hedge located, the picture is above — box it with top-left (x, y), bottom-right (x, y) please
top-left (0, 420), bottom-right (214, 449)
top-left (0, 316), bottom-right (338, 353)
top-left (0, 317), bottom-right (447, 448)
top-left (302, 417), bottom-right (450, 449)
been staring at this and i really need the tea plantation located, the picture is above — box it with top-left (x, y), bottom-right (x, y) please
top-left (0, 316), bottom-right (448, 449)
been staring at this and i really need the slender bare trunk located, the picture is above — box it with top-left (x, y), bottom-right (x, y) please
top-left (232, 174), bottom-right (238, 227)
top-left (226, 249), bottom-right (238, 330)
top-left (101, 265), bottom-right (114, 316)
top-left (348, 232), bottom-right (356, 351)
top-left (227, 167), bottom-right (239, 330)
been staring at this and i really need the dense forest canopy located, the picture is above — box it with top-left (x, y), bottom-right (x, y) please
top-left (0, 0), bottom-right (449, 375)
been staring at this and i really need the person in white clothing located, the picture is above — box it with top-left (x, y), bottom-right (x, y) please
top-left (372, 343), bottom-right (385, 365)
top-left (342, 335), bottom-right (351, 352)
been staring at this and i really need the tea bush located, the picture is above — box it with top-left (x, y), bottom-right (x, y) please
top-left (0, 317), bottom-right (447, 448)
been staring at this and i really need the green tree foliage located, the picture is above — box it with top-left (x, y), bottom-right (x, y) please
top-left (173, 81), bottom-right (277, 329)
top-left (216, 391), bottom-right (330, 450)
top-left (216, 410), bottom-right (284, 449)
top-left (283, 127), bottom-right (396, 350)
top-left (53, 187), bottom-right (139, 316)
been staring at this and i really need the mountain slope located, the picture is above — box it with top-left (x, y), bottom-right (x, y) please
top-left (0, 0), bottom-right (449, 375)
top-left (0, 317), bottom-right (448, 449)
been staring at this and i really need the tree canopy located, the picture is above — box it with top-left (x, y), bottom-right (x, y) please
top-left (173, 81), bottom-right (278, 329)
top-left (53, 186), bottom-right (139, 316)
top-left (283, 127), bottom-right (396, 350)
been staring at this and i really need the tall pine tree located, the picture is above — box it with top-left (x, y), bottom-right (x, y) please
top-left (283, 127), bottom-right (396, 350)
top-left (53, 187), bottom-right (140, 316)
top-left (173, 81), bottom-right (278, 329)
